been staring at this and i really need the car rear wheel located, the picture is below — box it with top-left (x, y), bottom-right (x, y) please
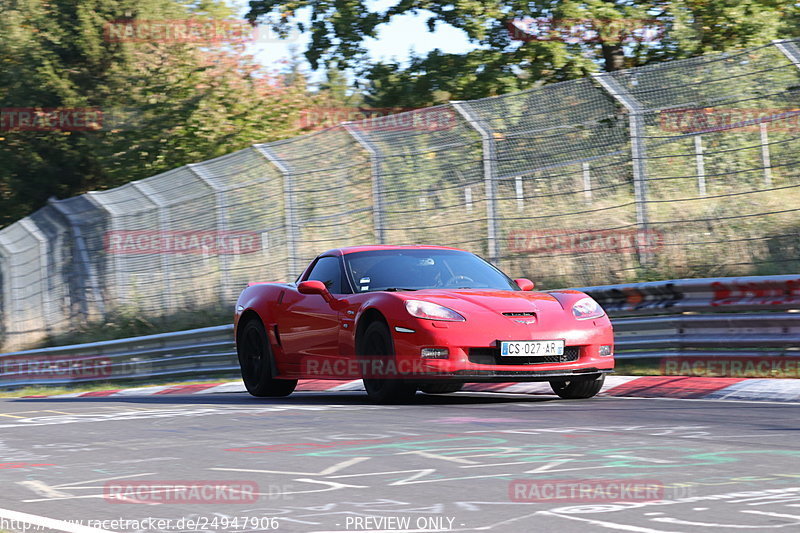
top-left (550, 374), bottom-right (605, 399)
top-left (238, 319), bottom-right (297, 397)
top-left (360, 321), bottom-right (416, 404)
top-left (419, 383), bottom-right (464, 394)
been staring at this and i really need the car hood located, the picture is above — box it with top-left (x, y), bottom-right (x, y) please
top-left (403, 289), bottom-right (565, 315)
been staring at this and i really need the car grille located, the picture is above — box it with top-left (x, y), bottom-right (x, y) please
top-left (468, 346), bottom-right (581, 365)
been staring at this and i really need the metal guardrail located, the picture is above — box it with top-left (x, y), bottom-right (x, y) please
top-left (577, 274), bottom-right (800, 360)
top-left (0, 325), bottom-right (236, 389)
top-left (0, 275), bottom-right (798, 388)
top-left (576, 274), bottom-right (800, 315)
top-left (613, 313), bottom-right (800, 359)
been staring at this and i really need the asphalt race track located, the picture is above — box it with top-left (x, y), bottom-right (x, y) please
top-left (2, 390), bottom-right (800, 533)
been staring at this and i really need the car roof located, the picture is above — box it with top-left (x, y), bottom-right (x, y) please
top-left (321, 245), bottom-right (468, 256)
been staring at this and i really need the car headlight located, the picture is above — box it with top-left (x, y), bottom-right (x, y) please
top-left (572, 297), bottom-right (605, 320)
top-left (405, 300), bottom-right (465, 321)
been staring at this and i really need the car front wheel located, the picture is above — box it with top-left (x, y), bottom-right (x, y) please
top-left (359, 321), bottom-right (416, 404)
top-left (550, 374), bottom-right (605, 399)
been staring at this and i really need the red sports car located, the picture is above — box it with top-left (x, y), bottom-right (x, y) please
top-left (234, 245), bottom-right (614, 403)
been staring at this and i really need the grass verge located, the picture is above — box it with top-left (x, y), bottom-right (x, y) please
top-left (37, 306), bottom-right (232, 349)
top-left (0, 376), bottom-right (241, 398)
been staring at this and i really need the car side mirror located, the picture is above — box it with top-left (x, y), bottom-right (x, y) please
top-left (298, 280), bottom-right (334, 303)
top-left (514, 278), bottom-right (535, 291)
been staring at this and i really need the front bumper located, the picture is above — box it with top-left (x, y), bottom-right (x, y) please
top-left (387, 315), bottom-right (614, 381)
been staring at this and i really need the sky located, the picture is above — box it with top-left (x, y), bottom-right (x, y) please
top-left (227, 0), bottom-right (476, 84)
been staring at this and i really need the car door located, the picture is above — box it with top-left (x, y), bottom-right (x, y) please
top-left (277, 256), bottom-right (348, 376)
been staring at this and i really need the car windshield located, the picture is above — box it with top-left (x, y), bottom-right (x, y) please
top-left (343, 249), bottom-right (519, 292)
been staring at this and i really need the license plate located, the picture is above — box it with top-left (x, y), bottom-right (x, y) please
top-left (500, 340), bottom-right (564, 357)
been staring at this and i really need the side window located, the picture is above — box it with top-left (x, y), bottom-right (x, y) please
top-left (306, 256), bottom-right (345, 294)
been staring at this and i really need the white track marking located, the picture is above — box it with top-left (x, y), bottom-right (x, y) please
top-left (211, 456), bottom-right (370, 476)
top-left (538, 510), bottom-right (683, 532)
top-left (193, 382), bottom-right (246, 394)
top-left (328, 380), bottom-right (365, 391)
top-left (111, 385), bottom-right (172, 396)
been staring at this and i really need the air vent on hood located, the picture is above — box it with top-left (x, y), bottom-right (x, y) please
top-left (502, 312), bottom-right (536, 317)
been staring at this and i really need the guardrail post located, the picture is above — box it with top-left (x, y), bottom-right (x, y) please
top-left (188, 163), bottom-right (232, 302)
top-left (343, 123), bottom-right (386, 244)
top-left (592, 73), bottom-right (651, 264)
top-left (451, 101), bottom-right (500, 263)
top-left (253, 145), bottom-right (300, 279)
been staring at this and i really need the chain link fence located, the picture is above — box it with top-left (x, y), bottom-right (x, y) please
top-left (2, 39), bottom-right (800, 351)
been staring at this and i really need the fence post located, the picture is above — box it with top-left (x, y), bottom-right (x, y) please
top-left (0, 246), bottom-right (9, 348)
top-left (84, 191), bottom-right (131, 307)
top-left (343, 123), bottom-right (386, 244)
top-left (694, 136), bottom-right (707, 196)
top-left (451, 101), bottom-right (500, 263)
top-left (759, 123), bottom-right (773, 188)
top-left (592, 73), bottom-right (650, 263)
top-left (773, 39), bottom-right (800, 69)
top-left (130, 181), bottom-right (174, 313)
top-left (582, 163), bottom-right (592, 204)
top-left (19, 219), bottom-right (53, 337)
top-left (253, 144), bottom-right (300, 279)
top-left (188, 163), bottom-right (232, 302)
top-left (47, 198), bottom-right (107, 320)
top-left (772, 40), bottom-right (800, 187)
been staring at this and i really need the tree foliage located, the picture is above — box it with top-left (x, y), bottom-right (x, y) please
top-left (247, 0), bottom-right (800, 107)
top-left (0, 0), bottom-right (310, 225)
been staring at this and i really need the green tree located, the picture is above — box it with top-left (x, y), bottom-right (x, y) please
top-left (0, 0), bottom-right (309, 225)
top-left (246, 0), bottom-right (798, 107)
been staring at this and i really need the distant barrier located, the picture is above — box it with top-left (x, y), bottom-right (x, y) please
top-left (3, 39), bottom-right (800, 352)
top-left (1, 275), bottom-right (798, 388)
top-left (0, 325), bottom-right (235, 389)
top-left (579, 274), bottom-right (800, 360)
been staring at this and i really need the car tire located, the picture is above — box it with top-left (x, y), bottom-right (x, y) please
top-left (237, 319), bottom-right (297, 397)
top-left (360, 321), bottom-right (416, 404)
top-left (419, 383), bottom-right (464, 394)
top-left (550, 374), bottom-right (605, 399)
